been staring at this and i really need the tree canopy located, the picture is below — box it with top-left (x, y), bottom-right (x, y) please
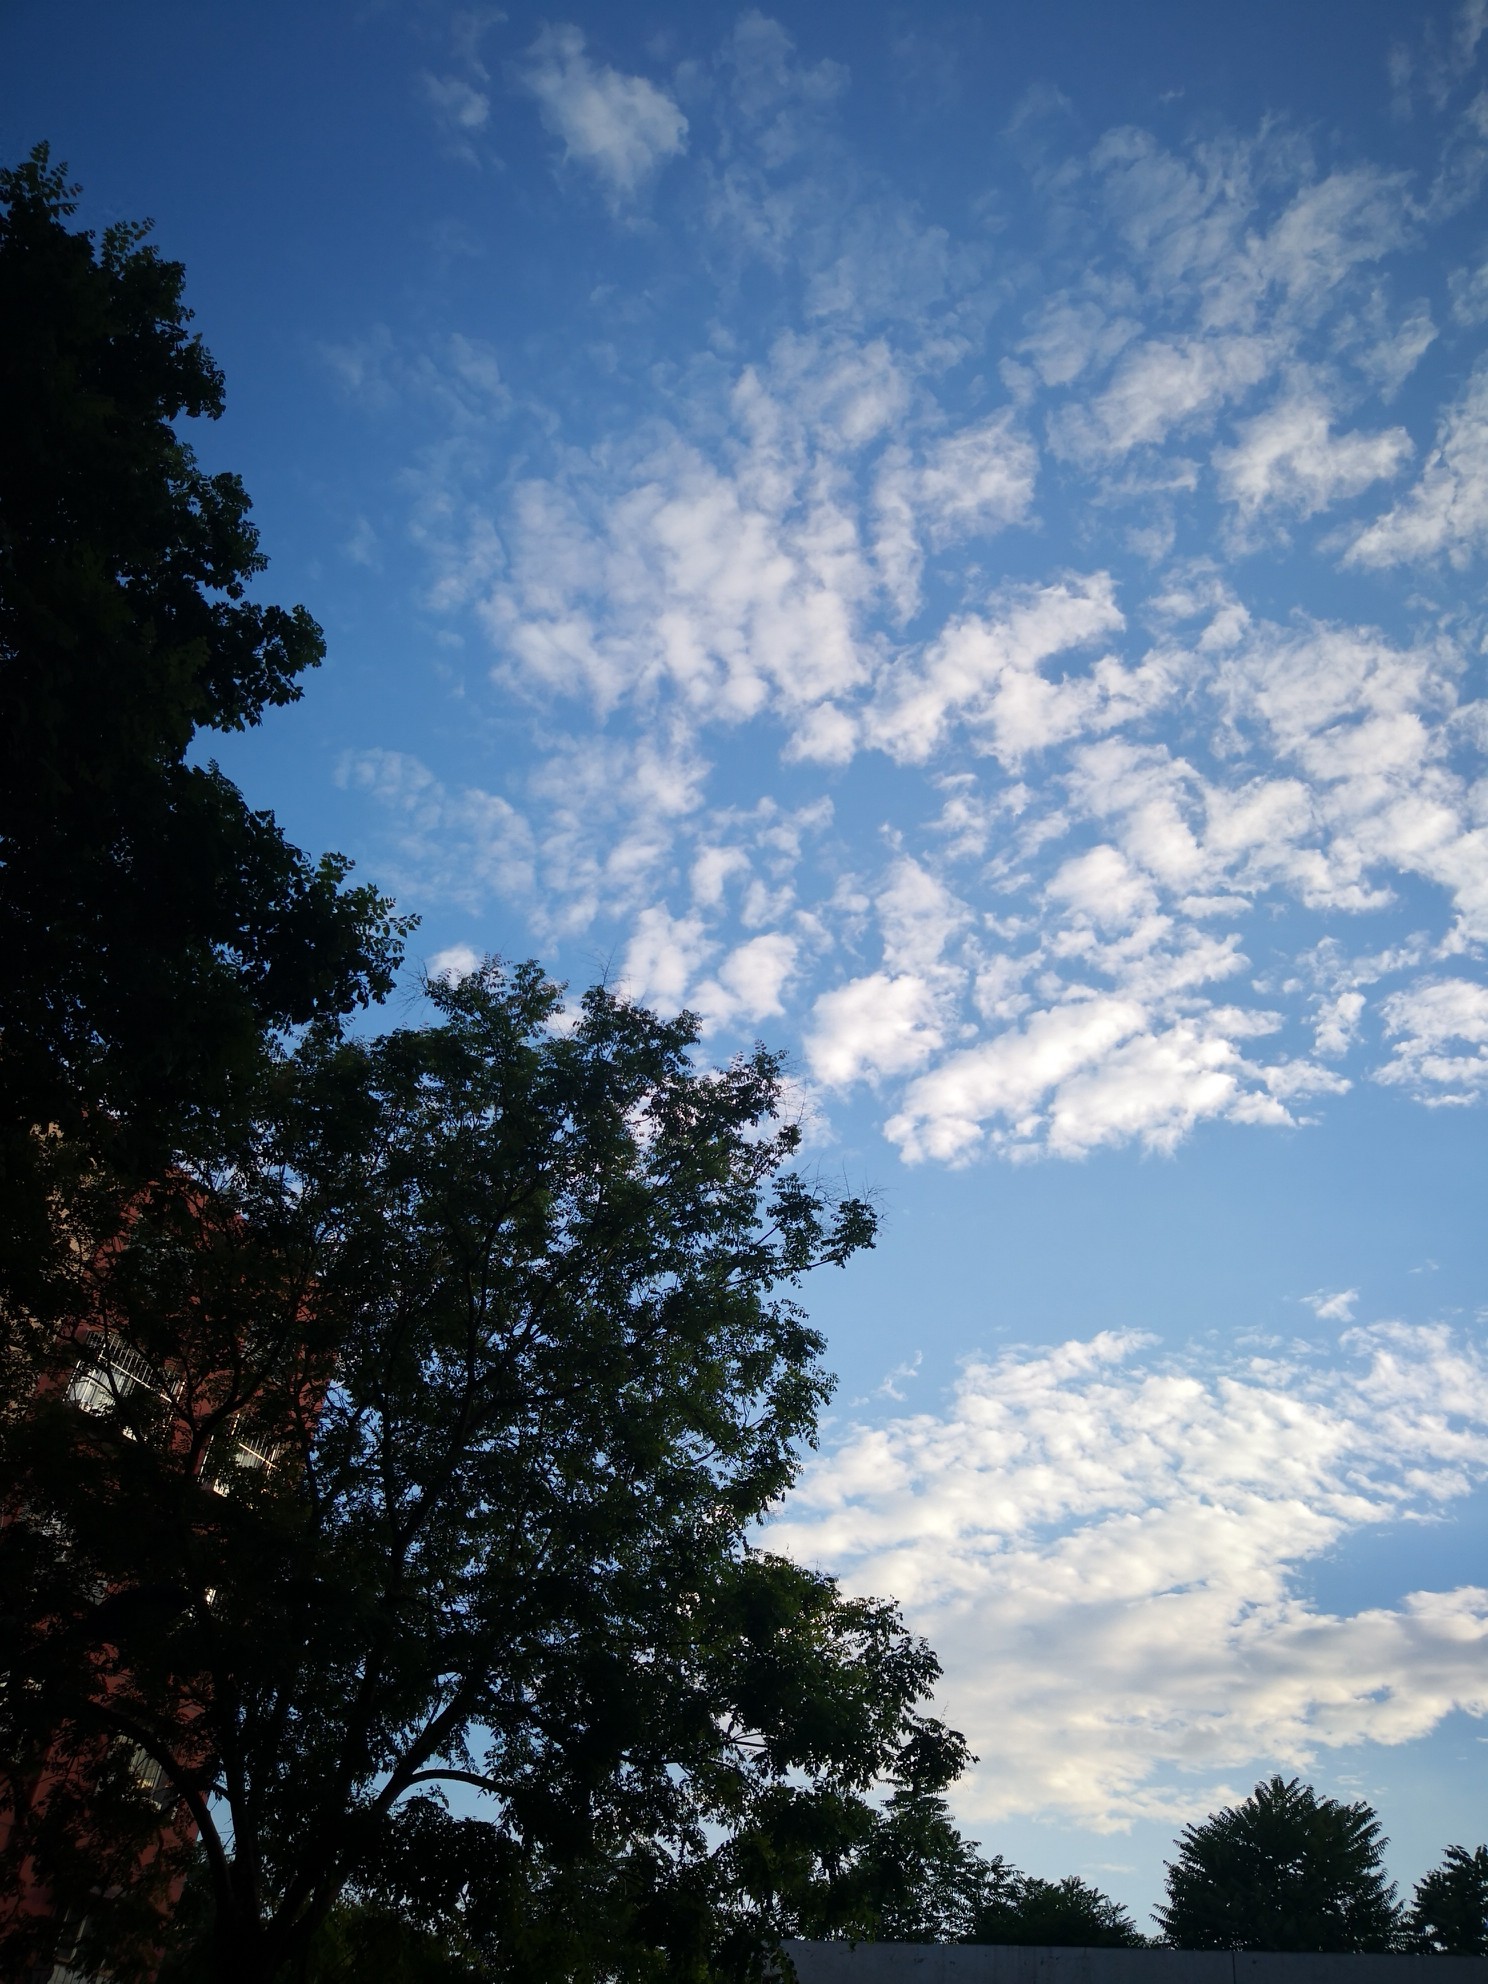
top-left (724, 1784), bottom-right (1143, 1950)
top-left (1156, 1775), bottom-right (1402, 1952)
top-left (1, 962), bottom-right (966, 1984)
top-left (1409, 1844), bottom-right (1488, 1955)
top-left (971, 1873), bottom-right (1146, 1948)
top-left (0, 144), bottom-right (406, 1323)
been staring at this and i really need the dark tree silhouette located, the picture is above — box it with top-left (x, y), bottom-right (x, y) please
top-left (0, 144), bottom-right (406, 1326)
top-left (1157, 1775), bottom-right (1402, 1952)
top-left (972, 1872), bottom-right (1146, 1948)
top-left (1410, 1844), bottom-right (1488, 1955)
top-left (3, 963), bottom-right (967, 1984)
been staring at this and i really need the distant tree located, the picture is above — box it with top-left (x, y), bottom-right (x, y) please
top-left (1157, 1776), bottom-right (1402, 1952)
top-left (847, 1789), bottom-right (1002, 1944)
top-left (1, 963), bottom-right (967, 1984)
top-left (746, 1785), bottom-right (1143, 1951)
top-left (1409, 1845), bottom-right (1488, 1955)
top-left (970, 1872), bottom-right (1146, 1947)
top-left (0, 144), bottom-right (406, 1324)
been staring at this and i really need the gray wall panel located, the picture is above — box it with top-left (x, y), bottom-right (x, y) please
top-left (781, 1946), bottom-right (1488, 1984)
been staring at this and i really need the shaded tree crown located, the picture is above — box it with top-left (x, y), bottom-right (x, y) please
top-left (1410, 1844), bottom-right (1488, 1955)
top-left (0, 143), bottom-right (407, 1180)
top-left (1156, 1775), bottom-right (1401, 1953)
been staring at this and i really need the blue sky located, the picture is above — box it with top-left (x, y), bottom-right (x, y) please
top-left (8, 0), bottom-right (1488, 1925)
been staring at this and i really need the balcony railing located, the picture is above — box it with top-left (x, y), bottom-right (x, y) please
top-left (64, 1334), bottom-right (177, 1418)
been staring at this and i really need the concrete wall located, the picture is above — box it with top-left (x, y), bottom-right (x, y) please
top-left (781, 1946), bottom-right (1488, 1984)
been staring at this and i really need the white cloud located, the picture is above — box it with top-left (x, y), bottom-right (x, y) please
top-left (720, 8), bottom-right (846, 153)
top-left (338, 750), bottom-right (534, 909)
top-left (877, 857), bottom-right (969, 973)
top-left (519, 25), bottom-right (687, 203)
top-left (884, 995), bottom-right (1147, 1163)
top-left (485, 431), bottom-right (876, 736)
top-left (806, 972), bottom-right (946, 1089)
top-left (866, 574), bottom-right (1146, 766)
top-left (419, 11), bottom-right (497, 159)
top-left (1391, 0), bottom-right (1488, 115)
top-left (693, 931), bottom-right (799, 1028)
top-left (421, 70), bottom-right (490, 138)
top-left (364, 52), bottom-right (1488, 1166)
top-left (1052, 335), bottom-right (1273, 463)
top-left (1302, 1288), bottom-right (1359, 1322)
top-left (1359, 301), bottom-right (1438, 400)
top-left (1214, 392), bottom-right (1411, 525)
top-left (767, 332), bottom-right (911, 451)
top-left (426, 942), bottom-right (483, 983)
top-left (690, 844), bottom-right (752, 909)
top-left (1314, 990), bottom-right (1366, 1057)
top-left (1376, 976), bottom-right (1488, 1101)
top-left (772, 1324), bottom-right (1488, 1828)
top-left (1090, 126), bottom-right (1255, 295)
top-left (1347, 365), bottom-right (1488, 568)
top-left (1450, 258), bottom-right (1488, 325)
top-left (915, 411), bottom-right (1039, 545)
top-left (1248, 167), bottom-right (1414, 314)
top-left (1046, 845), bottom-right (1158, 930)
top-left (1018, 298), bottom-right (1140, 390)
top-left (620, 903), bottom-right (711, 1011)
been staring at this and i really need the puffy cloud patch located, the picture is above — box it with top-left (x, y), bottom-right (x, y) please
top-left (1302, 1288), bottom-right (1359, 1322)
top-left (806, 972), bottom-right (946, 1089)
top-left (620, 903), bottom-right (711, 1011)
top-left (352, 51), bottom-right (1488, 1166)
top-left (915, 412), bottom-right (1040, 545)
top-left (1214, 392), bottom-right (1412, 526)
top-left (1346, 365), bottom-right (1488, 568)
top-left (485, 431), bottom-right (876, 739)
top-left (1376, 977), bottom-right (1488, 1101)
top-left (772, 1324), bottom-right (1488, 1827)
top-left (693, 930), bottom-right (799, 1028)
top-left (426, 942), bottom-right (482, 983)
top-left (1052, 334), bottom-right (1274, 463)
top-left (883, 999), bottom-right (1295, 1164)
top-left (865, 574), bottom-right (1153, 766)
top-left (519, 25), bottom-right (687, 203)
top-left (338, 750), bottom-right (534, 909)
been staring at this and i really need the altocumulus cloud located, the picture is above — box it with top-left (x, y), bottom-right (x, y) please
top-left (518, 25), bottom-right (687, 204)
top-left (352, 9), bottom-right (1488, 1167)
top-left (770, 1322), bottom-right (1488, 1829)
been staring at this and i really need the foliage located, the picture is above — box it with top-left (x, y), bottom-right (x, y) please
top-left (845, 1790), bottom-right (1003, 1945)
top-left (1156, 1775), bottom-right (1402, 1952)
top-left (1, 962), bottom-right (966, 1984)
top-left (0, 143), bottom-right (406, 1325)
top-left (713, 1782), bottom-right (1142, 1950)
top-left (1409, 1844), bottom-right (1488, 1955)
top-left (970, 1872), bottom-right (1146, 1947)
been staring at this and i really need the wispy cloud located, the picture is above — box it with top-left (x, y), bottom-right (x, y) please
top-left (1302, 1288), bottom-right (1359, 1322)
top-left (518, 25), bottom-right (687, 204)
top-left (1345, 364), bottom-right (1488, 568)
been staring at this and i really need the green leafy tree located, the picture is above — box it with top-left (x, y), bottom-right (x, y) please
top-left (1409, 1845), bottom-right (1488, 1955)
top-left (970, 1872), bottom-right (1146, 1947)
top-left (1156, 1775), bottom-right (1402, 1952)
top-left (0, 144), bottom-right (406, 1324)
top-left (1, 963), bottom-right (967, 1984)
top-left (838, 1789), bottom-right (1001, 1945)
top-left (725, 1785), bottom-right (1140, 1951)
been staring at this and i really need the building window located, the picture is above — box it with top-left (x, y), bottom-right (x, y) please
top-left (65, 1335), bottom-right (174, 1419)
